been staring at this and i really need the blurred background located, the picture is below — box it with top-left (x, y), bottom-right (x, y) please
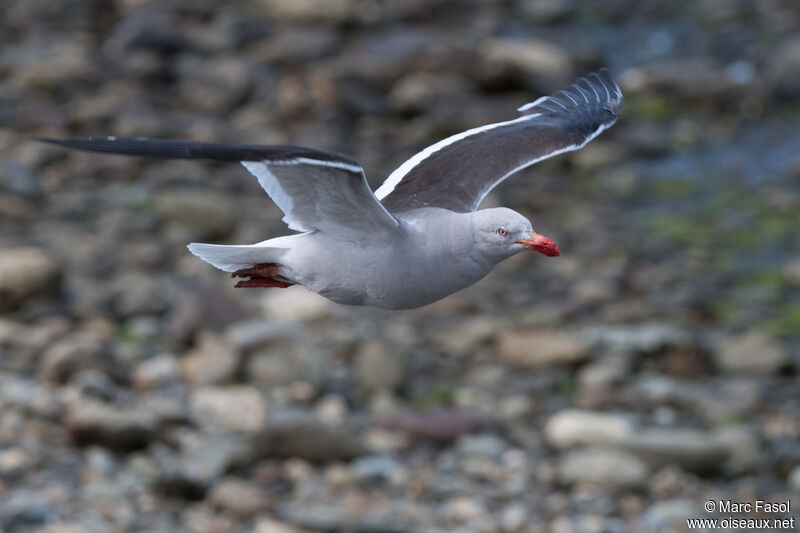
top-left (1, 0), bottom-right (799, 531)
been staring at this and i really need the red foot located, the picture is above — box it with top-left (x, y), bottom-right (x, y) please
top-left (232, 263), bottom-right (280, 279)
top-left (235, 278), bottom-right (293, 289)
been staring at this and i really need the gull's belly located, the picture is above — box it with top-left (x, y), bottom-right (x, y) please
top-left (282, 233), bottom-right (491, 309)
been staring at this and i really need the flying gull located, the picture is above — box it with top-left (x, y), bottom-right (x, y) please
top-left (40, 69), bottom-right (622, 309)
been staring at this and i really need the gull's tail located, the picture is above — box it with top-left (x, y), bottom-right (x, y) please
top-left (187, 236), bottom-right (295, 272)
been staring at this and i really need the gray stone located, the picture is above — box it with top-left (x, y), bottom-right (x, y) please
top-left (208, 476), bottom-right (266, 517)
top-left (255, 26), bottom-right (340, 63)
top-left (0, 248), bottom-right (59, 311)
top-left (190, 386), bottom-right (267, 433)
top-left (520, 0), bottom-right (575, 23)
top-left (784, 257), bottom-right (800, 287)
top-left (714, 331), bottom-right (788, 375)
top-left (257, 0), bottom-right (356, 22)
top-left (545, 410), bottom-right (635, 449)
top-left (225, 319), bottom-right (302, 352)
top-left (640, 500), bottom-right (699, 532)
top-left (111, 273), bottom-right (171, 318)
top-left (578, 355), bottom-right (630, 393)
top-left (713, 425), bottom-right (761, 474)
top-left (257, 411), bottom-right (363, 462)
top-left (480, 38), bottom-right (573, 78)
top-left (431, 317), bottom-right (499, 355)
top-left (387, 72), bottom-right (475, 114)
top-left (0, 490), bottom-right (52, 529)
top-left (254, 518), bottom-right (309, 533)
top-left (66, 400), bottom-right (161, 451)
top-left (165, 289), bottom-right (248, 345)
top-left (181, 332), bottom-right (239, 386)
top-left (38, 333), bottom-right (106, 384)
top-left (350, 454), bottom-right (404, 483)
top-left (0, 448), bottom-right (34, 476)
top-left (260, 289), bottom-right (336, 323)
top-left (356, 341), bottom-right (405, 392)
top-left (788, 465), bottom-right (800, 490)
top-left (499, 329), bottom-right (590, 368)
top-left (35, 523), bottom-right (90, 533)
top-left (133, 354), bottom-right (180, 389)
top-left (559, 447), bottom-right (648, 489)
top-left (577, 323), bottom-right (692, 354)
top-left (175, 56), bottom-right (252, 113)
top-left (0, 374), bottom-right (59, 416)
top-left (167, 434), bottom-right (256, 496)
top-left (456, 433), bottom-right (508, 458)
top-left (72, 369), bottom-right (118, 401)
top-left (620, 428), bottom-right (726, 473)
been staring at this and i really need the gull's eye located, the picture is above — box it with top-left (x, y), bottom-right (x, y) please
top-left (497, 227), bottom-right (510, 237)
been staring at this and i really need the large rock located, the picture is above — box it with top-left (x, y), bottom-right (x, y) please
top-left (0, 248), bottom-right (59, 311)
top-left (545, 409), bottom-right (635, 449)
top-left (162, 434), bottom-right (256, 497)
top-left (713, 425), bottom-right (762, 474)
top-left (558, 447), bottom-right (648, 489)
top-left (479, 38), bottom-right (573, 78)
top-left (181, 332), bottom-right (240, 386)
top-left (38, 333), bottom-right (107, 384)
top-left (208, 477), bottom-right (266, 517)
top-left (498, 330), bottom-right (589, 368)
top-left (713, 331), bottom-right (788, 375)
top-left (577, 323), bottom-right (692, 354)
top-left (133, 354), bottom-right (180, 389)
top-left (619, 428), bottom-right (726, 473)
top-left (190, 386), bottom-right (267, 433)
top-left (256, 411), bottom-right (363, 462)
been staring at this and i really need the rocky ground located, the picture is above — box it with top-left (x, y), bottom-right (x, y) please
top-left (1, 0), bottom-right (800, 532)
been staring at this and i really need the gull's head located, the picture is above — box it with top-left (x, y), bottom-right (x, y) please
top-left (472, 207), bottom-right (559, 260)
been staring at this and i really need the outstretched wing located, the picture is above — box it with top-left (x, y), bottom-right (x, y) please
top-left (375, 69), bottom-right (623, 213)
top-left (39, 138), bottom-right (399, 240)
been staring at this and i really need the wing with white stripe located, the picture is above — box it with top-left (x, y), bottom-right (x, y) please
top-left (38, 137), bottom-right (400, 240)
top-left (376, 69), bottom-right (623, 213)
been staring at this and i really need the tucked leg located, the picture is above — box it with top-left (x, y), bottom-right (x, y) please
top-left (231, 263), bottom-right (280, 279)
top-left (231, 262), bottom-right (294, 289)
top-left (235, 278), bottom-right (293, 289)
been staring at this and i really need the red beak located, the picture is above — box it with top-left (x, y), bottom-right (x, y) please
top-left (516, 233), bottom-right (560, 257)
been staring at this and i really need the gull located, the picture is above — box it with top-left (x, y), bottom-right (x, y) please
top-left (40, 69), bottom-right (622, 309)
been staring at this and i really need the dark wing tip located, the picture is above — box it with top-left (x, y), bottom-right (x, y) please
top-left (519, 68), bottom-right (623, 120)
top-left (35, 137), bottom-right (362, 166)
